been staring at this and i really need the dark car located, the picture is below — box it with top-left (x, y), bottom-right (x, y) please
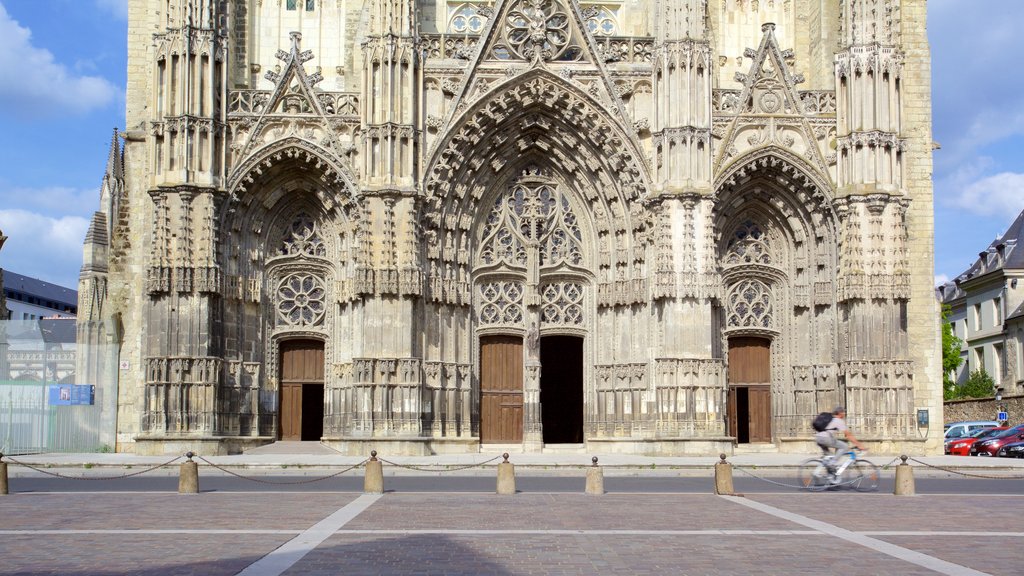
top-left (997, 440), bottom-right (1024, 458)
top-left (970, 424), bottom-right (1024, 456)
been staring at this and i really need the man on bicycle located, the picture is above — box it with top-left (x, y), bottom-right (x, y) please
top-left (815, 406), bottom-right (866, 466)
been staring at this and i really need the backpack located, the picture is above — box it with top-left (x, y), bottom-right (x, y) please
top-left (811, 411), bottom-right (833, 432)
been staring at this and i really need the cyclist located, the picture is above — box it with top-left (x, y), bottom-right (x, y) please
top-left (815, 406), bottom-right (866, 470)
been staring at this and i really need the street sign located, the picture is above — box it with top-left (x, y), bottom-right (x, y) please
top-left (998, 411), bottom-right (1008, 421)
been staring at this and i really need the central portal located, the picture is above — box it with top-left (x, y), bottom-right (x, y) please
top-left (540, 335), bottom-right (584, 444)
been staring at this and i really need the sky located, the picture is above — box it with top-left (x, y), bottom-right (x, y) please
top-left (0, 0), bottom-right (1023, 290)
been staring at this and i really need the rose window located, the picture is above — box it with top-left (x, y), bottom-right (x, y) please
top-left (504, 0), bottom-right (581, 61)
top-left (277, 274), bottom-right (326, 326)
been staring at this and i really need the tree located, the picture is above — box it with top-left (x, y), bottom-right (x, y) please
top-left (941, 304), bottom-right (964, 399)
top-left (954, 370), bottom-right (996, 400)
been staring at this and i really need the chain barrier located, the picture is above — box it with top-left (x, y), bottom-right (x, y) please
top-left (906, 457), bottom-right (1024, 480)
top-left (731, 464), bottom-right (809, 490)
top-left (378, 454), bottom-right (504, 473)
top-left (194, 455), bottom-right (368, 485)
top-left (732, 459), bottom-right (882, 491)
top-left (878, 456), bottom-right (902, 470)
top-left (3, 454), bottom-right (183, 481)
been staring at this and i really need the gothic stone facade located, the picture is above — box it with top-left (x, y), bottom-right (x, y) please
top-left (78, 0), bottom-right (942, 455)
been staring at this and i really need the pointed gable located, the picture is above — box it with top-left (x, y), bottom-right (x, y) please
top-left (442, 0), bottom-right (638, 148)
top-left (262, 32), bottom-right (326, 117)
top-left (231, 31), bottom-right (356, 163)
top-left (733, 22), bottom-right (805, 115)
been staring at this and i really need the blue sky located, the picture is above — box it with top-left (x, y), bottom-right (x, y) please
top-left (0, 0), bottom-right (1022, 290)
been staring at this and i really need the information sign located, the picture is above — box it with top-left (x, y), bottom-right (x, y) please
top-left (48, 385), bottom-right (96, 406)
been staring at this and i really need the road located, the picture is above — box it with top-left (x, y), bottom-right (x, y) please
top-left (7, 473), bottom-right (1024, 494)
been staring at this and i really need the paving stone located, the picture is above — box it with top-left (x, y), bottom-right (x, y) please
top-left (345, 493), bottom-right (797, 531)
top-left (0, 534), bottom-right (290, 576)
top-left (0, 493), bottom-right (357, 530)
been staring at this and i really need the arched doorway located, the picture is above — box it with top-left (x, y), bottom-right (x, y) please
top-left (727, 337), bottom-right (771, 443)
top-left (540, 335), bottom-right (583, 444)
top-left (279, 339), bottom-right (325, 441)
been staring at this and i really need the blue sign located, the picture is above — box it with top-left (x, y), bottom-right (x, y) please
top-left (48, 385), bottom-right (95, 406)
top-left (998, 411), bottom-right (1009, 422)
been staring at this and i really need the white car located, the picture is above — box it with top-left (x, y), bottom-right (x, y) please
top-left (944, 420), bottom-right (1000, 443)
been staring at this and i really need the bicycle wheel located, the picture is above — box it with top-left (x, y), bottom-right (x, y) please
top-left (798, 458), bottom-right (830, 491)
top-left (849, 459), bottom-right (880, 492)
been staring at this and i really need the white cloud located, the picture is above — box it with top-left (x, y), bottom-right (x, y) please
top-left (0, 186), bottom-right (97, 219)
top-left (0, 209), bottom-right (88, 289)
top-left (951, 172), bottom-right (1024, 218)
top-left (95, 0), bottom-right (128, 20)
top-left (935, 274), bottom-right (949, 287)
top-left (0, 3), bottom-right (117, 118)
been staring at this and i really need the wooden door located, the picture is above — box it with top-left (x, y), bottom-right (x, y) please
top-left (280, 384), bottom-right (303, 440)
top-left (747, 386), bottom-right (772, 443)
top-left (279, 340), bottom-right (325, 441)
top-left (727, 337), bottom-right (772, 443)
top-left (480, 335), bottom-right (523, 443)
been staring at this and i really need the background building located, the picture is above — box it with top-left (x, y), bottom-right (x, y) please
top-left (938, 209), bottom-right (1024, 396)
top-left (2, 271), bottom-right (78, 321)
top-left (78, 0), bottom-right (941, 455)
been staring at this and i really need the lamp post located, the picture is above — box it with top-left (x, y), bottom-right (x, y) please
top-left (995, 390), bottom-right (1008, 426)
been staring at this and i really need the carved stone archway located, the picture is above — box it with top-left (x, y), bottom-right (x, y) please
top-left (715, 148), bottom-right (840, 440)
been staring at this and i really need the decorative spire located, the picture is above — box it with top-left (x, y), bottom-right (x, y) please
top-left (105, 128), bottom-right (123, 181)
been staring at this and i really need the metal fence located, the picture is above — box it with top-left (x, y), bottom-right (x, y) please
top-left (0, 318), bottom-right (118, 455)
top-left (0, 395), bottom-right (105, 455)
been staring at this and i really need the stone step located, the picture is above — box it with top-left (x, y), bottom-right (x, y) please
top-left (732, 443), bottom-right (779, 454)
top-left (541, 443), bottom-right (587, 454)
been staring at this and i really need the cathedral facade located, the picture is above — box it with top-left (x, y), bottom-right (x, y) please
top-left (78, 0), bottom-right (942, 455)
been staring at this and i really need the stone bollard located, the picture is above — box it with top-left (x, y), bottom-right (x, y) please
top-left (585, 456), bottom-right (604, 495)
top-left (364, 450), bottom-right (384, 494)
top-left (0, 453), bottom-right (8, 496)
top-left (178, 452), bottom-right (199, 494)
top-left (496, 453), bottom-right (516, 495)
top-left (714, 453), bottom-right (734, 495)
top-left (894, 455), bottom-right (915, 496)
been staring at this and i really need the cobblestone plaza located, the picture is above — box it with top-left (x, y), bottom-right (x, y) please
top-left (2, 489), bottom-right (1019, 575)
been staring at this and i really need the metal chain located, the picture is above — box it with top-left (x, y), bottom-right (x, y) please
top-left (878, 456), bottom-right (902, 470)
top-left (378, 454), bottom-right (503, 472)
top-left (906, 457), bottom-right (1024, 480)
top-left (3, 455), bottom-right (183, 481)
top-left (731, 464), bottom-right (809, 489)
top-left (732, 462), bottom-right (878, 491)
top-left (194, 455), bottom-right (368, 485)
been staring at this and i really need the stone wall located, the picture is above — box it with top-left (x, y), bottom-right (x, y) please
top-left (944, 395), bottom-right (1023, 426)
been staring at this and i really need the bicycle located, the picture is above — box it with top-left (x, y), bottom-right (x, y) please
top-left (798, 447), bottom-right (879, 492)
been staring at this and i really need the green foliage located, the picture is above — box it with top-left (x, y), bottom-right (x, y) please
top-left (947, 370), bottom-right (996, 400)
top-left (941, 305), bottom-right (965, 399)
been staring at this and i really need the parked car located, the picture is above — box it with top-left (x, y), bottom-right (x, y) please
top-left (970, 424), bottom-right (1024, 456)
top-left (944, 420), bottom-right (1000, 441)
top-left (997, 440), bottom-right (1024, 458)
top-left (946, 427), bottom-right (1008, 455)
